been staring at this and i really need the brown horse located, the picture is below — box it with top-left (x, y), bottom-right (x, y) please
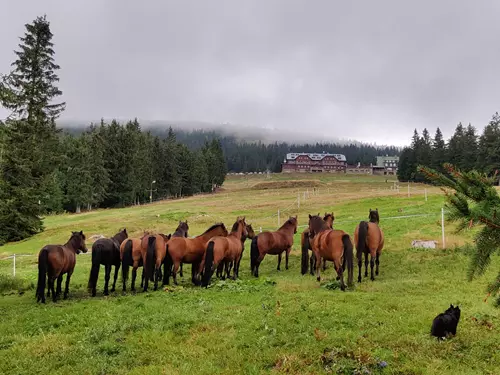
top-left (216, 223), bottom-right (256, 279)
top-left (354, 208), bottom-right (384, 282)
top-left (88, 228), bottom-right (128, 296)
top-left (168, 221), bottom-right (189, 281)
top-left (200, 217), bottom-right (248, 286)
top-left (250, 216), bottom-right (298, 277)
top-left (308, 215), bottom-right (354, 290)
top-left (141, 232), bottom-right (171, 291)
top-left (36, 231), bottom-right (88, 303)
top-left (301, 213), bottom-right (334, 275)
top-left (164, 223), bottom-right (228, 285)
top-left (120, 231), bottom-right (151, 292)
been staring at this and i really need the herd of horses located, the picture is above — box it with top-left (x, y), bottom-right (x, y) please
top-left (35, 209), bottom-right (384, 303)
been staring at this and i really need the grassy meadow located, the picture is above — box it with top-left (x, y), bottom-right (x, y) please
top-left (0, 173), bottom-right (498, 374)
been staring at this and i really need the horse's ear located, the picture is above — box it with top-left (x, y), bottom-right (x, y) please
top-left (309, 214), bottom-right (312, 219)
top-left (79, 230), bottom-right (83, 235)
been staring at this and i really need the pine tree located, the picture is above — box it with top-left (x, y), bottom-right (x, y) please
top-left (419, 163), bottom-right (500, 307)
top-left (462, 124), bottom-right (478, 171)
top-left (397, 147), bottom-right (415, 182)
top-left (448, 123), bottom-right (465, 169)
top-left (477, 113), bottom-right (500, 176)
top-left (0, 15), bottom-right (65, 242)
top-left (431, 127), bottom-right (446, 172)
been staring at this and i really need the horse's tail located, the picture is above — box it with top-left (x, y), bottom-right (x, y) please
top-left (36, 248), bottom-right (49, 302)
top-left (121, 239), bottom-right (133, 284)
top-left (201, 241), bottom-right (215, 287)
top-left (146, 236), bottom-right (156, 282)
top-left (88, 242), bottom-right (102, 291)
top-left (301, 232), bottom-right (310, 275)
top-left (250, 236), bottom-right (259, 272)
top-left (342, 234), bottom-right (354, 287)
top-left (164, 243), bottom-right (173, 285)
top-left (357, 221), bottom-right (368, 259)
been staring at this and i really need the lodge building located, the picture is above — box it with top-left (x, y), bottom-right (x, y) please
top-left (281, 152), bottom-right (347, 173)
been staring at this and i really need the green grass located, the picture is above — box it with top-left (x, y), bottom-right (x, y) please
top-left (0, 174), bottom-right (499, 374)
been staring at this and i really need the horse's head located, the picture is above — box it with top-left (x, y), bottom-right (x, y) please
top-left (369, 208), bottom-right (380, 224)
top-left (308, 214), bottom-right (324, 238)
top-left (114, 228), bottom-right (128, 244)
top-left (323, 212), bottom-right (335, 227)
top-left (233, 217), bottom-right (248, 238)
top-left (71, 231), bottom-right (88, 254)
top-left (287, 216), bottom-right (298, 234)
top-left (246, 224), bottom-right (256, 239)
top-left (177, 220), bottom-right (189, 237)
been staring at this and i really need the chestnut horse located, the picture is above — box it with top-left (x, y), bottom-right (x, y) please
top-left (308, 214), bottom-right (354, 290)
top-left (168, 221), bottom-right (189, 280)
top-left (164, 223), bottom-right (228, 285)
top-left (121, 230), bottom-right (157, 292)
top-left (200, 217), bottom-right (248, 287)
top-left (250, 216), bottom-right (298, 277)
top-left (36, 231), bottom-right (88, 303)
top-left (88, 228), bottom-right (128, 296)
top-left (301, 213), bottom-right (334, 275)
top-left (354, 208), bottom-right (384, 282)
top-left (141, 232), bottom-right (171, 291)
top-left (216, 223), bottom-right (256, 279)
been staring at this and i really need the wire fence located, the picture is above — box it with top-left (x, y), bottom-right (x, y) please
top-left (0, 183), bottom-right (447, 277)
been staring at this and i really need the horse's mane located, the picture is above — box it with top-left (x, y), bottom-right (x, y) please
top-left (201, 222), bottom-right (225, 235)
top-left (279, 217), bottom-right (296, 230)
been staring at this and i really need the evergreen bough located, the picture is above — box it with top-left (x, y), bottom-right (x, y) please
top-left (419, 163), bottom-right (500, 306)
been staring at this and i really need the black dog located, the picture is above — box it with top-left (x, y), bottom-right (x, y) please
top-left (431, 304), bottom-right (461, 340)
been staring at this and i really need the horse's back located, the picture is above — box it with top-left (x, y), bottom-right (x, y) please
top-left (367, 222), bottom-right (383, 253)
top-left (259, 231), bottom-right (291, 254)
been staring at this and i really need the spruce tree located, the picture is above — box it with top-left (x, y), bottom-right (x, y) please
top-left (448, 123), bottom-right (465, 169)
top-left (0, 15), bottom-right (64, 243)
top-left (462, 124), bottom-right (478, 171)
top-left (477, 113), bottom-right (500, 176)
top-left (431, 127), bottom-right (446, 172)
top-left (419, 163), bottom-right (500, 307)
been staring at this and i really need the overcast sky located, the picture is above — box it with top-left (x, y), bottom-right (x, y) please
top-left (1, 1), bottom-right (499, 146)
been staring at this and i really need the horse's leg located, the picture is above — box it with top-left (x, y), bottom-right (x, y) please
top-left (285, 247), bottom-right (291, 270)
top-left (192, 262), bottom-right (201, 285)
top-left (376, 252), bottom-right (380, 276)
top-left (47, 275), bottom-right (51, 298)
top-left (314, 251), bottom-right (322, 282)
top-left (364, 252), bottom-right (369, 278)
top-left (154, 264), bottom-right (160, 291)
top-left (104, 264), bottom-right (111, 295)
top-left (180, 262), bottom-right (183, 278)
top-left (370, 252), bottom-right (376, 281)
top-left (335, 259), bottom-right (346, 291)
top-left (254, 254), bottom-right (265, 277)
top-left (277, 253), bottom-right (282, 271)
top-left (322, 258), bottom-right (327, 271)
top-left (172, 261), bottom-right (180, 285)
top-left (227, 261), bottom-right (234, 279)
top-left (63, 271), bottom-right (73, 300)
top-left (337, 257), bottom-right (346, 281)
top-left (56, 275), bottom-right (63, 297)
top-left (111, 263), bottom-right (120, 292)
top-left (140, 268), bottom-right (145, 289)
top-left (49, 277), bottom-right (57, 302)
top-left (310, 251), bottom-right (315, 275)
top-left (131, 265), bottom-right (138, 292)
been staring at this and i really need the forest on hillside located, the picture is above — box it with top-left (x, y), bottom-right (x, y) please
top-left (397, 113), bottom-right (500, 182)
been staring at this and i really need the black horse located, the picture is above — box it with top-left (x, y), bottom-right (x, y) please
top-left (88, 228), bottom-right (128, 296)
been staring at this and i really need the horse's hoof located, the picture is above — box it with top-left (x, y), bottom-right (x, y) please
top-left (336, 276), bottom-right (340, 281)
top-left (316, 277), bottom-right (321, 282)
top-left (110, 288), bottom-right (115, 293)
top-left (341, 286), bottom-right (346, 291)
top-left (376, 271), bottom-right (379, 276)
top-left (103, 292), bottom-right (109, 296)
top-left (63, 294), bottom-right (68, 300)
top-left (357, 278), bottom-right (361, 283)
top-left (371, 277), bottom-right (375, 281)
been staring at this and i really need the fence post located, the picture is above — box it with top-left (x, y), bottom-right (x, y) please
top-left (259, 226), bottom-right (262, 233)
top-left (407, 182), bottom-right (410, 198)
top-left (297, 193), bottom-right (300, 209)
top-left (278, 209), bottom-right (280, 227)
top-left (13, 254), bottom-right (16, 277)
top-left (441, 208), bottom-right (446, 249)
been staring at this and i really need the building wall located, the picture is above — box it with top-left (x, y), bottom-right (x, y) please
top-left (281, 154), bottom-right (347, 173)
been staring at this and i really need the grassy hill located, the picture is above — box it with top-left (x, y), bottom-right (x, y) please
top-left (0, 174), bottom-right (498, 374)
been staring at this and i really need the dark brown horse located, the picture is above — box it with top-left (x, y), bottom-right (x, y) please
top-left (120, 231), bottom-right (151, 292)
top-left (216, 223), bottom-right (256, 279)
top-left (308, 215), bottom-right (354, 290)
top-left (301, 213), bottom-right (334, 275)
top-left (250, 216), bottom-right (298, 277)
top-left (36, 231), bottom-right (88, 303)
top-left (88, 228), bottom-right (128, 296)
top-left (164, 223), bottom-right (228, 285)
top-left (141, 232), bottom-right (171, 291)
top-left (200, 217), bottom-right (248, 286)
top-left (354, 208), bottom-right (384, 282)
